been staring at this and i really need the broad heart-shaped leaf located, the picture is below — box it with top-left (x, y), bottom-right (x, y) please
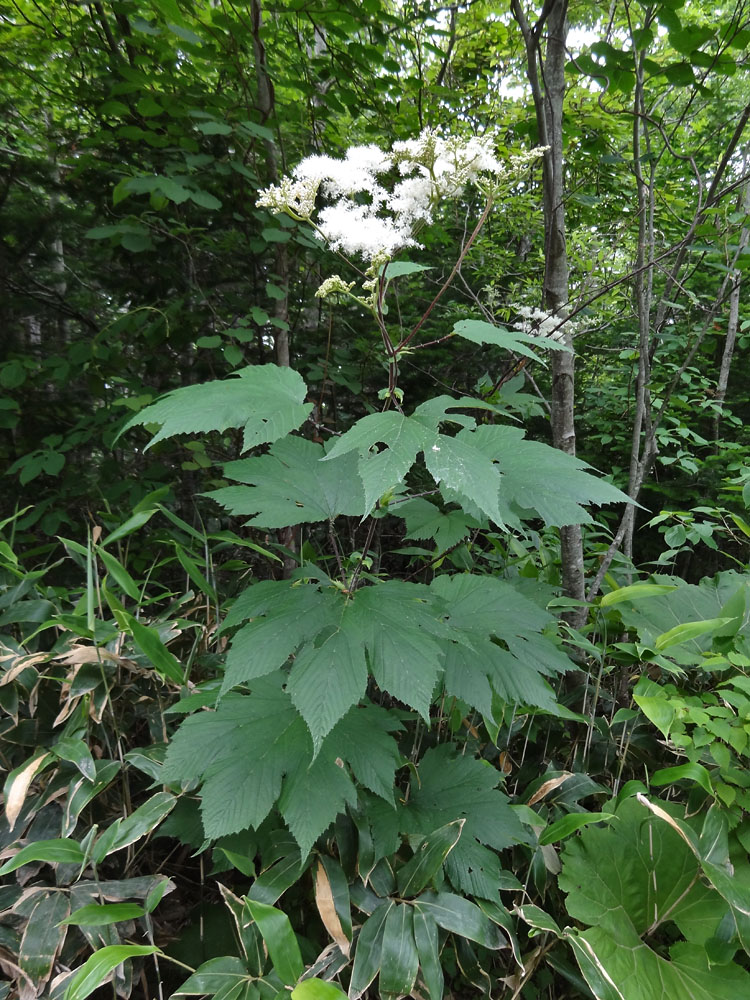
top-left (453, 318), bottom-right (571, 360)
top-left (322, 412), bottom-right (434, 515)
top-left (611, 570), bottom-right (750, 666)
top-left (119, 365), bottom-right (312, 452)
top-left (567, 923), bottom-right (750, 1000)
top-left (559, 797), bottom-right (750, 999)
top-left (206, 437), bottom-right (365, 528)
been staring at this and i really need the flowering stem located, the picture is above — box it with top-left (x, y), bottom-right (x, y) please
top-left (376, 272), bottom-right (403, 411)
top-left (397, 194), bottom-right (494, 353)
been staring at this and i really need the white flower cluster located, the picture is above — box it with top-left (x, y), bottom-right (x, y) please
top-left (314, 274), bottom-right (355, 300)
top-left (256, 129), bottom-right (546, 262)
top-left (513, 306), bottom-right (571, 344)
top-left (256, 175), bottom-right (320, 218)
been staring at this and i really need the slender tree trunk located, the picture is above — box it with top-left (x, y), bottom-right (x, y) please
top-left (512, 0), bottom-right (584, 603)
top-left (712, 166), bottom-right (750, 452)
top-left (251, 0), bottom-right (295, 577)
top-left (250, 0), bottom-right (290, 369)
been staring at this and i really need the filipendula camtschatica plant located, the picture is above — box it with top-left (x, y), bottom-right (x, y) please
top-left (120, 128), bottom-right (629, 1000)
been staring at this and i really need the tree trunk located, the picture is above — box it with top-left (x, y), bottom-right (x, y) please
top-left (512, 0), bottom-right (584, 603)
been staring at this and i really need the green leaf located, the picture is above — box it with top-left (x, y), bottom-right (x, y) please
top-left (94, 792), bottom-right (176, 861)
top-left (196, 120), bottom-right (231, 135)
top-left (20, 892), bottom-right (70, 989)
top-left (402, 746), bottom-right (526, 900)
top-left (453, 318), bottom-right (571, 357)
top-left (190, 188), bottom-right (223, 209)
top-left (383, 261), bottom-right (432, 278)
top-left (515, 904), bottom-right (561, 936)
top-left (654, 618), bottom-right (735, 650)
top-left (64, 945), bottom-right (160, 1000)
top-left (207, 437), bottom-right (365, 527)
top-left (221, 583), bottom-right (340, 693)
top-left (52, 737), bottom-right (96, 781)
top-left (120, 611), bottom-right (184, 683)
top-left (538, 813), bottom-right (615, 846)
top-left (61, 903), bottom-right (146, 927)
top-left (278, 741), bottom-right (357, 858)
top-left (173, 958), bottom-right (251, 996)
top-left (379, 904), bottom-right (419, 997)
top-left (651, 763), bottom-right (714, 797)
top-left (432, 574), bottom-right (569, 711)
top-left (468, 425), bottom-right (629, 527)
top-left (559, 797), bottom-right (750, 998)
top-left (350, 901), bottom-right (394, 999)
top-left (0, 839), bottom-right (85, 876)
top-left (398, 498), bottom-right (478, 554)
top-left (248, 852), bottom-right (307, 905)
top-left (600, 583), bottom-right (678, 607)
top-left (291, 980), bottom-right (347, 1000)
top-left (323, 412), bottom-right (432, 516)
top-left (162, 678), bottom-right (310, 839)
top-left (288, 625), bottom-right (368, 753)
top-left (119, 365), bottom-right (312, 452)
top-left (413, 909), bottom-right (443, 1000)
top-left (397, 820), bottom-right (465, 896)
top-left (413, 892), bottom-right (505, 949)
top-left (346, 582), bottom-right (448, 720)
top-left (246, 899), bottom-right (303, 985)
top-left (96, 548), bottom-right (141, 601)
top-left (424, 432), bottom-right (504, 526)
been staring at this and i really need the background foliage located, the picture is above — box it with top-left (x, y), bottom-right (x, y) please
top-left (2, 1), bottom-right (750, 998)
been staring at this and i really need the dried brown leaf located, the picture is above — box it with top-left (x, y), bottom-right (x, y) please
top-left (527, 772), bottom-right (573, 807)
top-left (314, 860), bottom-right (349, 956)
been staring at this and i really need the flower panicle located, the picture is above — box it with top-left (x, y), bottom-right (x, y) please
top-left (256, 129), bottom-right (547, 263)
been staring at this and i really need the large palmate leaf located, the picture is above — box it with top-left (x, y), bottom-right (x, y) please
top-left (120, 365), bottom-right (312, 451)
top-left (206, 437), bottom-right (365, 527)
top-left (323, 411), bottom-right (434, 516)
top-left (431, 575), bottom-right (571, 712)
top-left (423, 432), bottom-right (505, 527)
top-left (610, 571), bottom-right (750, 665)
top-left (221, 582), bottom-right (342, 694)
top-left (344, 581), bottom-right (452, 720)
top-left (162, 677), bottom-right (310, 839)
top-left (162, 678), bottom-right (401, 854)
top-left (559, 797), bottom-right (750, 1000)
top-left (401, 745), bottom-right (527, 902)
top-left (398, 498), bottom-right (480, 554)
top-left (468, 425), bottom-right (629, 527)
